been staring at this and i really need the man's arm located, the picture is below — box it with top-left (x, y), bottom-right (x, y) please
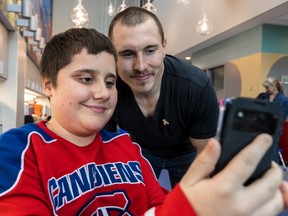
top-left (189, 137), bottom-right (209, 156)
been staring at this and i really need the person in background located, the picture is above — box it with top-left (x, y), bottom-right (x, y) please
top-left (24, 115), bottom-right (34, 124)
top-left (257, 77), bottom-right (288, 165)
top-left (257, 77), bottom-right (288, 121)
top-left (106, 6), bottom-right (219, 188)
top-left (1, 27), bottom-right (288, 216)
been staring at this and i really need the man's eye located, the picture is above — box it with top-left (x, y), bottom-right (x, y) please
top-left (119, 52), bottom-right (134, 59)
top-left (145, 49), bottom-right (156, 55)
top-left (79, 77), bottom-right (93, 84)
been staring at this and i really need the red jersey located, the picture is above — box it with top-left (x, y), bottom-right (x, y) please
top-left (0, 121), bottom-right (196, 215)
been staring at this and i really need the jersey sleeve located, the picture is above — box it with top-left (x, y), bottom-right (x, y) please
top-left (0, 130), bottom-right (52, 215)
top-left (143, 184), bottom-right (197, 216)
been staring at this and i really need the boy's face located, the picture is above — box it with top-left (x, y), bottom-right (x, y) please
top-left (43, 49), bottom-right (117, 136)
top-left (111, 18), bottom-right (166, 95)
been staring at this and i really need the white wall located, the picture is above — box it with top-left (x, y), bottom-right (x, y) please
top-left (0, 23), bottom-right (8, 133)
top-left (0, 31), bottom-right (26, 132)
top-left (26, 56), bottom-right (42, 93)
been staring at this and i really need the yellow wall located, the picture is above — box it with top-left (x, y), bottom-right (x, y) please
top-left (229, 53), bottom-right (287, 98)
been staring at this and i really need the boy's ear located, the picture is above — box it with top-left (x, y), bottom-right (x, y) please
top-left (42, 77), bottom-right (53, 97)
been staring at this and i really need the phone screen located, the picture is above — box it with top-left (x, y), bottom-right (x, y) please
top-left (232, 109), bottom-right (279, 134)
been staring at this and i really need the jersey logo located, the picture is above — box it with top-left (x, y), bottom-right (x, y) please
top-left (48, 161), bottom-right (144, 214)
top-left (78, 191), bottom-right (132, 216)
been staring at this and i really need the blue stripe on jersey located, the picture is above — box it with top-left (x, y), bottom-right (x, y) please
top-left (0, 123), bottom-right (55, 196)
top-left (100, 128), bottom-right (129, 143)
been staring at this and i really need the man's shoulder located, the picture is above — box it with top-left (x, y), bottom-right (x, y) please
top-left (164, 55), bottom-right (209, 87)
top-left (164, 54), bottom-right (203, 73)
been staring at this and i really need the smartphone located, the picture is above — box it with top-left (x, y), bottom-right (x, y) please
top-left (212, 97), bottom-right (282, 185)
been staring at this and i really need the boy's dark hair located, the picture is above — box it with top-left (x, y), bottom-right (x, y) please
top-left (41, 28), bottom-right (117, 87)
top-left (108, 6), bottom-right (165, 44)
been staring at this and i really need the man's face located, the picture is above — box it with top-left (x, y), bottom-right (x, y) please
top-left (111, 19), bottom-right (167, 95)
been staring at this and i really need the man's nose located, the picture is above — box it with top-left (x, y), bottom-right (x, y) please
top-left (133, 55), bottom-right (147, 72)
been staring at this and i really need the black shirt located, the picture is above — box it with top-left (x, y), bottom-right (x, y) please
top-left (106, 55), bottom-right (219, 156)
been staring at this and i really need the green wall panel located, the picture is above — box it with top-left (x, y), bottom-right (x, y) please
top-left (262, 24), bottom-right (288, 53)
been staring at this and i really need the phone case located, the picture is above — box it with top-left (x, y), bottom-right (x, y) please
top-left (212, 97), bottom-right (282, 185)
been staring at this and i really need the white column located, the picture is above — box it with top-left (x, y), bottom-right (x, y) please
top-left (0, 31), bottom-right (26, 132)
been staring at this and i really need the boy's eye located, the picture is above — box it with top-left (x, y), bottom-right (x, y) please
top-left (105, 78), bottom-right (116, 88)
top-left (79, 77), bottom-right (93, 84)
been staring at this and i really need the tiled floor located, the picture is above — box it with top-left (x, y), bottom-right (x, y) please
top-left (158, 169), bottom-right (172, 191)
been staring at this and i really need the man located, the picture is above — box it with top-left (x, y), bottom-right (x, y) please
top-left (106, 6), bottom-right (219, 187)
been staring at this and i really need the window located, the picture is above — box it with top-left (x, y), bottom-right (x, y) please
top-left (205, 65), bottom-right (224, 101)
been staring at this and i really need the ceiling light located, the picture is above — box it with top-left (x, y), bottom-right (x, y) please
top-left (196, 14), bottom-right (213, 35)
top-left (71, 0), bottom-right (89, 28)
top-left (142, 0), bottom-right (157, 14)
top-left (117, 0), bottom-right (127, 13)
top-left (196, 0), bottom-right (213, 35)
top-left (177, 0), bottom-right (190, 5)
top-left (107, 2), bottom-right (115, 16)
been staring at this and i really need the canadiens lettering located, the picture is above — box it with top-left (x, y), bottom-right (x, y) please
top-left (48, 161), bottom-right (143, 213)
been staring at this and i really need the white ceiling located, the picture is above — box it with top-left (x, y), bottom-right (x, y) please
top-left (53, 0), bottom-right (288, 60)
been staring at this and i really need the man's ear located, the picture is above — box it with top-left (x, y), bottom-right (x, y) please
top-left (163, 37), bottom-right (167, 56)
top-left (42, 77), bottom-right (53, 97)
